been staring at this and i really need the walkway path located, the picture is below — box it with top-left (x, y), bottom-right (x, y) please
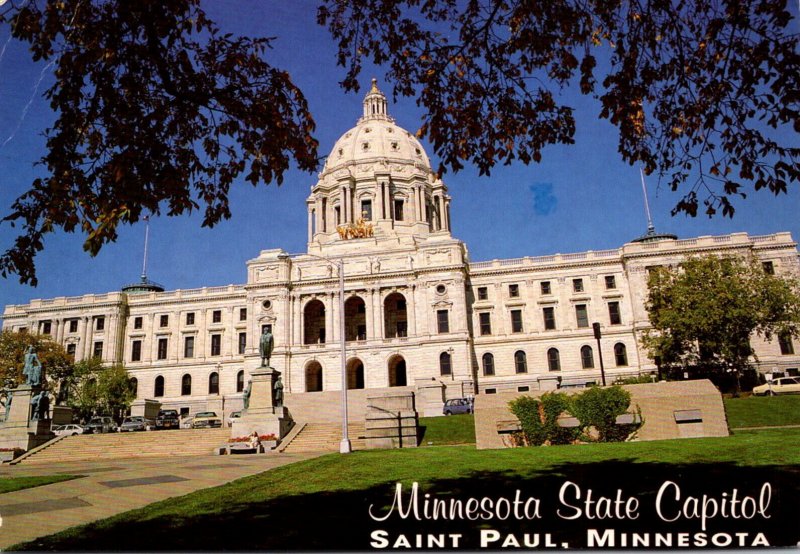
top-left (0, 451), bottom-right (324, 549)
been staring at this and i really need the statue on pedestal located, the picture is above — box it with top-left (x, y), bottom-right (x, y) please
top-left (259, 328), bottom-right (274, 368)
top-left (22, 346), bottom-right (43, 387)
top-left (243, 380), bottom-right (252, 410)
top-left (30, 391), bottom-right (50, 421)
top-left (273, 373), bottom-right (284, 408)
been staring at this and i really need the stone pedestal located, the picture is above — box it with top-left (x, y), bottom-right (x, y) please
top-left (51, 405), bottom-right (73, 426)
top-left (415, 378), bottom-right (446, 417)
top-left (364, 392), bottom-right (419, 449)
top-left (0, 385), bottom-right (54, 452)
top-left (231, 368), bottom-right (293, 440)
top-left (131, 399), bottom-right (161, 420)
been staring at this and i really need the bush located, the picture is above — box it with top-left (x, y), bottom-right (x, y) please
top-left (571, 386), bottom-right (634, 442)
top-left (614, 374), bottom-right (656, 385)
top-left (508, 396), bottom-right (546, 446)
top-left (508, 393), bottom-right (579, 446)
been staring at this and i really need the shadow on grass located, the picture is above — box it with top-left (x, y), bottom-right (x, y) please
top-left (18, 461), bottom-right (800, 551)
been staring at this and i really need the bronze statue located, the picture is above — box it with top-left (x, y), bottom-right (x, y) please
top-left (259, 328), bottom-right (274, 367)
top-left (22, 345), bottom-right (43, 387)
top-left (30, 391), bottom-right (49, 421)
top-left (243, 380), bottom-right (252, 410)
top-left (273, 373), bottom-right (284, 407)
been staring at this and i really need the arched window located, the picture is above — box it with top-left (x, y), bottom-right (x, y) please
top-left (347, 358), bottom-right (365, 389)
top-left (181, 374), bottom-right (192, 396)
top-left (514, 351), bottom-right (527, 374)
top-left (236, 370), bottom-right (244, 393)
top-left (482, 353), bottom-right (495, 376)
top-left (154, 376), bottom-right (164, 397)
top-left (614, 343), bottom-right (628, 366)
top-left (388, 355), bottom-right (407, 387)
top-left (439, 352), bottom-right (452, 376)
top-left (305, 361), bottom-right (323, 392)
top-left (208, 372), bottom-right (219, 395)
top-left (581, 345), bottom-right (594, 369)
top-left (547, 348), bottom-right (561, 372)
top-left (129, 377), bottom-right (138, 397)
top-left (303, 299), bottom-right (326, 344)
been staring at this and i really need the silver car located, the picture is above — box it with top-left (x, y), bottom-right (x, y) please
top-left (119, 416), bottom-right (153, 432)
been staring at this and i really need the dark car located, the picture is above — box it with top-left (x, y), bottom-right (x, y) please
top-left (119, 416), bottom-right (154, 432)
top-left (443, 398), bottom-right (473, 415)
top-left (155, 409), bottom-right (180, 430)
top-left (84, 416), bottom-right (115, 434)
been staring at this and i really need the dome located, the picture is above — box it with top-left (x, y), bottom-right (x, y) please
top-left (321, 79), bottom-right (432, 175)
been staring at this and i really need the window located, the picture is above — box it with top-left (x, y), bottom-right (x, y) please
top-left (540, 281), bottom-right (551, 295)
top-left (131, 340), bottom-right (142, 362)
top-left (509, 284), bottom-right (519, 297)
top-left (66, 343), bottom-right (76, 359)
top-left (237, 370), bottom-right (245, 393)
top-left (239, 308), bottom-right (247, 321)
top-left (608, 302), bottom-right (622, 325)
top-left (779, 332), bottom-right (795, 355)
top-left (394, 199), bottom-right (404, 221)
top-left (518, 386), bottom-right (530, 392)
top-left (511, 310), bottom-right (524, 333)
top-left (42, 321), bottom-right (52, 335)
top-left (93, 341), bottom-right (103, 358)
top-left (211, 334), bottom-right (221, 356)
top-left (572, 278), bottom-right (584, 293)
top-left (482, 353), bottom-right (495, 376)
top-left (186, 312), bottom-right (195, 325)
top-left (437, 310), bottom-right (450, 333)
top-left (212, 310), bottom-right (222, 324)
top-left (184, 336), bottom-right (195, 358)
top-left (514, 351), bottom-right (527, 373)
top-left (543, 307), bottom-right (556, 330)
top-left (479, 312), bottom-right (492, 335)
top-left (181, 374), bottom-right (192, 396)
top-left (439, 352), bottom-right (452, 376)
top-left (581, 345), bottom-right (594, 369)
top-left (96, 317), bottom-right (105, 331)
top-left (614, 343), bottom-right (628, 366)
top-left (157, 338), bottom-right (168, 360)
top-left (361, 199), bottom-right (372, 220)
top-left (209, 372), bottom-right (219, 395)
top-left (160, 315), bottom-right (169, 327)
top-left (547, 348), bottom-right (561, 371)
top-left (477, 287), bottom-right (488, 301)
top-left (334, 206), bottom-right (341, 225)
top-left (605, 275), bottom-right (616, 289)
top-left (69, 319), bottom-right (79, 333)
top-left (485, 388), bottom-right (497, 394)
top-left (133, 317), bottom-right (142, 330)
top-left (762, 261), bottom-right (775, 275)
top-left (575, 304), bottom-right (589, 328)
top-left (238, 332), bottom-right (247, 355)
top-left (154, 376), bottom-right (164, 397)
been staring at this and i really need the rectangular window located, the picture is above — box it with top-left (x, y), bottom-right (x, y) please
top-left (69, 319), bottom-right (79, 333)
top-left (779, 333), bottom-right (795, 355)
top-left (540, 281), bottom-right (551, 295)
top-left (437, 310), bottom-right (450, 334)
top-left (608, 302), bottom-right (622, 325)
top-left (186, 312), bottom-right (195, 326)
top-left (238, 332), bottom-right (247, 355)
top-left (762, 261), bottom-right (775, 275)
top-left (396, 321), bottom-right (408, 337)
top-left (133, 317), bottom-right (142, 330)
top-left (576, 304), bottom-right (589, 328)
top-left (66, 343), bottom-right (76, 359)
top-left (334, 206), bottom-right (341, 226)
top-left (479, 312), bottom-right (492, 335)
top-left (160, 315), bottom-right (169, 328)
top-left (212, 310), bottom-right (222, 324)
top-left (96, 317), bottom-right (105, 331)
top-left (605, 275), bottom-right (616, 289)
top-left (211, 334), bottom-right (221, 356)
top-left (509, 284), bottom-right (519, 297)
top-left (511, 310), bottom-right (524, 333)
top-left (543, 307), bottom-right (556, 330)
top-left (157, 338), bottom-right (168, 360)
top-left (93, 341), bottom-right (103, 358)
top-left (394, 199), bottom-right (404, 221)
top-left (184, 336), bottom-right (195, 358)
top-left (42, 321), bottom-right (52, 335)
top-left (131, 340), bottom-right (142, 362)
top-left (239, 308), bottom-right (247, 321)
top-left (477, 287), bottom-right (488, 301)
top-left (573, 278), bottom-right (584, 293)
top-left (361, 199), bottom-right (372, 221)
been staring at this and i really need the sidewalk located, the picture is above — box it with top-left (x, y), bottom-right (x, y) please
top-left (0, 451), bottom-right (323, 549)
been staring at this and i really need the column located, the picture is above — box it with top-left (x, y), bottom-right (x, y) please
top-left (376, 182), bottom-right (384, 219)
top-left (330, 291), bottom-right (338, 343)
top-left (315, 198), bottom-right (323, 236)
top-left (294, 294), bottom-right (303, 346)
top-left (407, 285), bottom-right (417, 337)
top-left (443, 199), bottom-right (450, 231)
top-left (345, 185), bottom-right (353, 222)
top-left (307, 207), bottom-right (313, 241)
top-left (370, 289), bottom-right (380, 340)
top-left (82, 317), bottom-right (91, 360)
top-left (325, 292), bottom-right (335, 344)
top-left (384, 183), bottom-right (392, 222)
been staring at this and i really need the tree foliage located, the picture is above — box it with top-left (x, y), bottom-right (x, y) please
top-left (643, 255), bottom-right (800, 377)
top-left (0, 0), bottom-right (318, 285)
top-left (67, 358), bottom-right (135, 422)
top-left (319, 0), bottom-right (798, 212)
top-left (571, 385), bottom-right (637, 442)
top-left (0, 330), bottom-right (73, 388)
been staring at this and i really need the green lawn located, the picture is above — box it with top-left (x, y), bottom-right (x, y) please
top-left (418, 414), bottom-right (475, 445)
top-left (0, 474), bottom-right (80, 494)
top-left (15, 427), bottom-right (800, 551)
top-left (724, 394), bottom-right (800, 428)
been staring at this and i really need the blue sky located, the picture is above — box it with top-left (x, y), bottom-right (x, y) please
top-left (1, 1), bottom-right (798, 310)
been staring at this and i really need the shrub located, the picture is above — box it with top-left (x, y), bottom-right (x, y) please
top-left (508, 396), bottom-right (546, 446)
top-left (614, 374), bottom-right (656, 385)
top-left (508, 393), bottom-right (578, 446)
top-left (571, 385), bottom-right (634, 442)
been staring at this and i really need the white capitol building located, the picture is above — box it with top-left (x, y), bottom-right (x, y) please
top-left (3, 82), bottom-right (799, 421)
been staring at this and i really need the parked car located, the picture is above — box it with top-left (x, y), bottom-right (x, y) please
top-left (84, 416), bottom-right (115, 434)
top-left (227, 411), bottom-right (242, 428)
top-left (119, 416), bottom-right (154, 432)
top-left (443, 398), bottom-right (473, 415)
top-left (180, 416), bottom-right (194, 429)
top-left (155, 409), bottom-right (180, 430)
top-left (52, 424), bottom-right (87, 437)
top-left (752, 377), bottom-right (800, 396)
top-left (191, 411), bottom-right (223, 428)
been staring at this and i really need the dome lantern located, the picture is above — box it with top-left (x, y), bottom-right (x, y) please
top-left (360, 78), bottom-right (392, 122)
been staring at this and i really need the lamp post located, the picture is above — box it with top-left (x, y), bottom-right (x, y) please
top-left (592, 322), bottom-right (607, 386)
top-left (282, 252), bottom-right (351, 454)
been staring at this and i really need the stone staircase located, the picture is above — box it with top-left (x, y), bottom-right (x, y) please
top-left (14, 428), bottom-right (232, 465)
top-left (280, 423), bottom-right (366, 453)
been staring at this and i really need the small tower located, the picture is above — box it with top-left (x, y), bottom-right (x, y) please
top-left (631, 169), bottom-right (677, 243)
top-left (122, 216), bottom-right (164, 293)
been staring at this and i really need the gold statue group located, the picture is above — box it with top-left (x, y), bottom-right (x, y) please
top-left (336, 213), bottom-right (374, 240)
